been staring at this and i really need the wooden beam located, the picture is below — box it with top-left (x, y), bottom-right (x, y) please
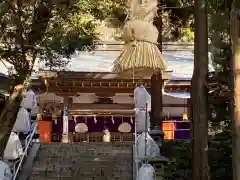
top-left (40, 103), bottom-right (187, 110)
top-left (48, 86), bottom-right (190, 94)
top-left (95, 92), bottom-right (115, 97)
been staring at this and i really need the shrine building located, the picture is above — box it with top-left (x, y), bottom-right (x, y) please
top-left (0, 42), bottom-right (215, 142)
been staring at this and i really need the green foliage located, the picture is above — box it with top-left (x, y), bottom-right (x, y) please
top-left (208, 0), bottom-right (231, 48)
top-left (162, 0), bottom-right (194, 41)
top-left (162, 141), bottom-right (191, 180)
top-left (207, 0), bottom-right (233, 129)
top-left (0, 0), bottom-right (126, 75)
top-left (162, 133), bottom-right (232, 180)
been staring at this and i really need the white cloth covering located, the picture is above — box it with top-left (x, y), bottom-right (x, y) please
top-left (30, 106), bottom-right (39, 116)
top-left (137, 164), bottom-right (156, 180)
top-left (12, 107), bottom-right (30, 133)
top-left (0, 161), bottom-right (12, 180)
top-left (21, 89), bottom-right (37, 110)
top-left (135, 109), bottom-right (150, 133)
top-left (3, 132), bottom-right (23, 160)
top-left (136, 132), bottom-right (160, 160)
top-left (134, 86), bottom-right (151, 109)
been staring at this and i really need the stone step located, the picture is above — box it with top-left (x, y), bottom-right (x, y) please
top-left (33, 161), bottom-right (132, 170)
top-left (34, 154), bottom-right (132, 161)
top-left (31, 166), bottom-right (132, 176)
top-left (31, 171), bottom-right (132, 180)
top-left (39, 142), bottom-right (132, 148)
top-left (31, 173), bottom-right (132, 180)
top-left (33, 161), bottom-right (132, 169)
top-left (37, 143), bottom-right (132, 155)
top-left (30, 142), bottom-right (133, 180)
top-left (30, 175), bottom-right (130, 180)
top-left (37, 151), bottom-right (132, 157)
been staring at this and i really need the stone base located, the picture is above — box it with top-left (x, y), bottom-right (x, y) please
top-left (149, 126), bottom-right (164, 146)
top-left (148, 156), bottom-right (169, 179)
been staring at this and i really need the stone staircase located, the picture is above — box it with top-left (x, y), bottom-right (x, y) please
top-left (30, 142), bottom-right (133, 180)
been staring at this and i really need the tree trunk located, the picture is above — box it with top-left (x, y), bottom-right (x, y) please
top-left (0, 0), bottom-right (52, 157)
top-left (231, 43), bottom-right (240, 180)
top-left (0, 83), bottom-right (27, 157)
top-left (191, 0), bottom-right (210, 179)
top-left (0, 54), bottom-right (36, 157)
top-left (230, 2), bottom-right (240, 179)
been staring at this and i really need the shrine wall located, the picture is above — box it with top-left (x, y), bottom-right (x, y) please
top-left (36, 93), bottom-right (187, 117)
top-left (163, 107), bottom-right (186, 117)
top-left (163, 95), bottom-right (185, 104)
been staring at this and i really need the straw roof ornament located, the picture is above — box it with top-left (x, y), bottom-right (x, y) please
top-left (112, 0), bottom-right (166, 78)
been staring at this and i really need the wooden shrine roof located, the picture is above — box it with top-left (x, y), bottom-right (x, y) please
top-left (29, 70), bottom-right (191, 94)
top-left (38, 70), bottom-right (173, 80)
top-left (44, 50), bottom-right (214, 80)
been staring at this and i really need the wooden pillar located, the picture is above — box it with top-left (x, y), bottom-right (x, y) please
top-left (68, 97), bottom-right (74, 143)
top-left (61, 96), bottom-right (69, 143)
top-left (151, 1), bottom-right (163, 132)
top-left (151, 73), bottom-right (163, 129)
top-left (187, 98), bottom-right (192, 120)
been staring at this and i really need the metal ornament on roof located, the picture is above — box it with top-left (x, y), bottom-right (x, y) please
top-left (112, 0), bottom-right (166, 78)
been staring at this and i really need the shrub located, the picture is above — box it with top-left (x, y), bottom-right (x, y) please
top-left (162, 132), bottom-right (231, 180)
